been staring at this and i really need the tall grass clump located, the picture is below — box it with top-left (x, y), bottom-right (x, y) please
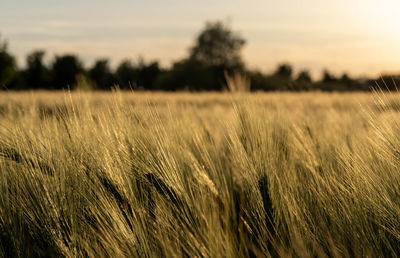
top-left (1, 88), bottom-right (400, 257)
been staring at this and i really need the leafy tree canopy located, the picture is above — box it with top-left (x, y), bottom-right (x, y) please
top-left (89, 59), bottom-right (115, 90)
top-left (25, 50), bottom-right (50, 89)
top-left (189, 21), bottom-right (246, 69)
top-left (51, 55), bottom-right (83, 89)
top-left (0, 35), bottom-right (17, 88)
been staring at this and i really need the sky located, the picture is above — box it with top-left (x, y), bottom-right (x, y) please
top-left (1, 0), bottom-right (400, 78)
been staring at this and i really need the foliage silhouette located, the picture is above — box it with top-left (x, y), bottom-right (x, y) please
top-left (0, 21), bottom-right (392, 91)
top-left (115, 60), bottom-right (138, 90)
top-left (89, 59), bottom-right (115, 90)
top-left (0, 35), bottom-right (17, 89)
top-left (156, 21), bottom-right (246, 91)
top-left (51, 55), bottom-right (84, 89)
top-left (293, 70), bottom-right (313, 91)
top-left (189, 21), bottom-right (245, 69)
top-left (24, 50), bottom-right (51, 89)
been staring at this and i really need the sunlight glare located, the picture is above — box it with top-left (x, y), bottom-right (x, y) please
top-left (363, 0), bottom-right (400, 41)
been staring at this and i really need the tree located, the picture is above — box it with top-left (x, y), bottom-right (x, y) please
top-left (156, 20), bottom-right (247, 91)
top-left (0, 36), bottom-right (17, 89)
top-left (189, 21), bottom-right (246, 69)
top-left (51, 55), bottom-right (84, 89)
top-left (89, 59), bottom-right (115, 90)
top-left (115, 60), bottom-right (138, 89)
top-left (24, 50), bottom-right (50, 89)
top-left (322, 70), bottom-right (337, 83)
top-left (274, 64), bottom-right (293, 79)
top-left (114, 58), bottom-right (162, 90)
top-left (154, 59), bottom-right (215, 91)
top-left (318, 70), bottom-right (346, 91)
top-left (136, 61), bottom-right (161, 90)
top-left (294, 70), bottom-right (313, 90)
top-left (248, 70), bottom-right (270, 91)
top-left (296, 70), bottom-right (312, 83)
top-left (267, 63), bottom-right (294, 90)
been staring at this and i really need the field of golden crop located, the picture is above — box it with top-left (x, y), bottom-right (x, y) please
top-left (1, 90), bottom-right (400, 257)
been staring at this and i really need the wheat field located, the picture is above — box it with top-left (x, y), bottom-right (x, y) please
top-left (1, 90), bottom-right (400, 257)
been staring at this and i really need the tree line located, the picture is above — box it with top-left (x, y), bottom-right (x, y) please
top-left (0, 21), bottom-right (397, 91)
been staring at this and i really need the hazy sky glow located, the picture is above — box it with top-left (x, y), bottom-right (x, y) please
top-left (1, 0), bottom-right (400, 78)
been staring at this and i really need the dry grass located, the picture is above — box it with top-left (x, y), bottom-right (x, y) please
top-left (1, 90), bottom-right (400, 257)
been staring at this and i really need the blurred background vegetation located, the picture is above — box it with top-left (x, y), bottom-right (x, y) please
top-left (0, 21), bottom-right (397, 91)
